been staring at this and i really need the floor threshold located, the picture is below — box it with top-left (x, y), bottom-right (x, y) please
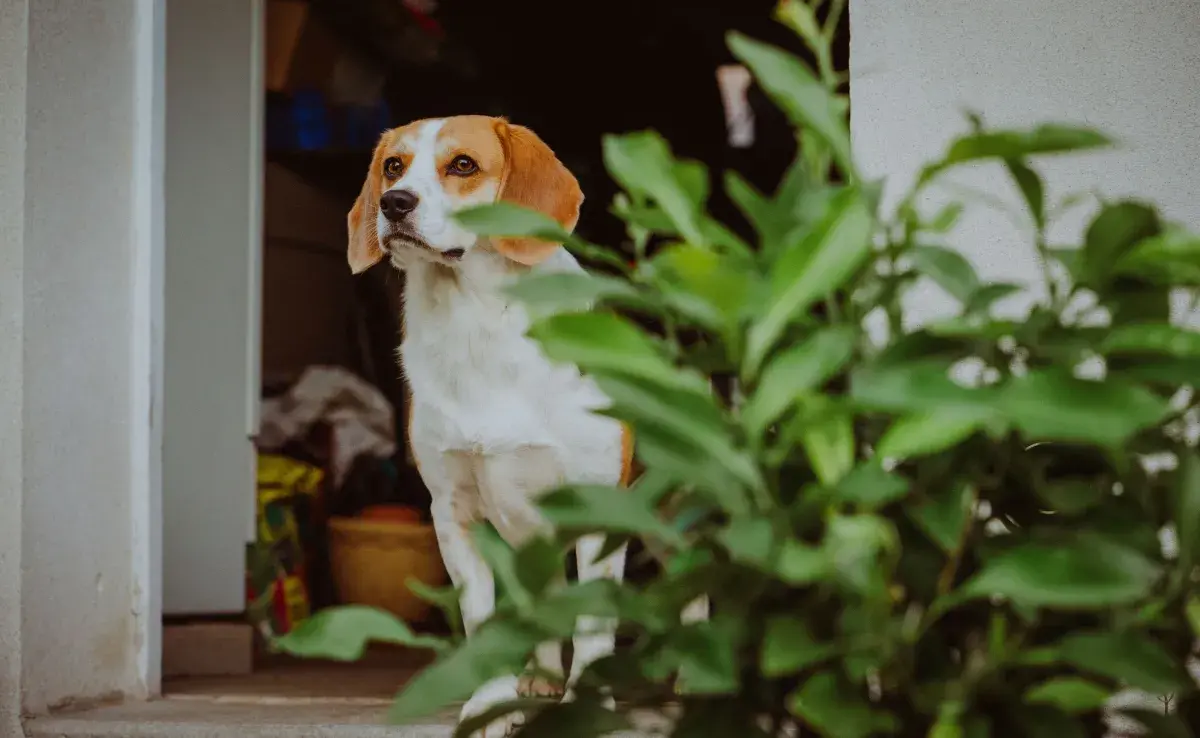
top-left (24, 698), bottom-right (654, 738)
top-left (25, 698), bottom-right (456, 738)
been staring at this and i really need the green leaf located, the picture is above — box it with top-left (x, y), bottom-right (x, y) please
top-left (1006, 159), bottom-right (1045, 230)
top-left (1113, 225), bottom-right (1200, 286)
top-left (1110, 357), bottom-right (1200, 386)
top-left (719, 517), bottom-right (775, 568)
top-left (877, 408), bottom-right (994, 460)
top-left (406, 580), bottom-right (463, 636)
top-left (1100, 322), bottom-right (1200, 358)
top-left (451, 698), bottom-right (548, 738)
top-left (761, 617), bottom-right (836, 677)
top-left (1047, 247), bottom-right (1085, 283)
top-left (725, 170), bottom-right (791, 248)
top-left (774, 0), bottom-right (823, 54)
top-left (727, 33), bottom-right (854, 176)
top-left (511, 699), bottom-right (631, 738)
top-left (1034, 481), bottom-right (1107, 516)
top-left (928, 125), bottom-right (1111, 179)
top-left (1178, 453), bottom-right (1200, 577)
top-left (471, 524), bottom-right (534, 611)
top-left (824, 514), bottom-right (897, 595)
top-left (745, 188), bottom-right (874, 376)
top-left (1023, 677), bottom-right (1111, 713)
top-left (962, 534), bottom-right (1161, 609)
top-left (528, 312), bottom-right (709, 395)
top-left (272, 605), bottom-right (447, 661)
top-left (999, 371), bottom-right (1168, 447)
top-left (650, 242), bottom-right (754, 334)
top-left (603, 131), bottom-right (704, 245)
top-left (564, 236), bottom-right (635, 275)
top-left (963, 282), bottom-right (1023, 314)
top-left (454, 202), bottom-right (570, 241)
top-left (850, 361), bottom-right (997, 414)
top-left (926, 202), bottom-right (965, 233)
top-left (504, 271), bottom-right (650, 317)
top-left (910, 245), bottom-right (981, 303)
top-left (776, 540), bottom-right (830, 584)
top-left (928, 701), bottom-right (966, 738)
top-left (527, 580), bottom-right (667, 636)
top-left (832, 461), bottom-right (910, 511)
top-left (539, 485), bottom-right (685, 546)
top-left (593, 374), bottom-right (762, 513)
top-left (741, 325), bottom-right (857, 439)
top-left (668, 617), bottom-right (743, 695)
top-left (789, 672), bottom-right (898, 738)
top-left (1081, 201), bottom-right (1160, 286)
top-left (792, 396), bottom-right (855, 485)
top-left (674, 158), bottom-right (710, 207)
top-left (1057, 630), bottom-right (1192, 695)
top-left (909, 482), bottom-right (974, 553)
top-left (389, 620), bottom-right (540, 723)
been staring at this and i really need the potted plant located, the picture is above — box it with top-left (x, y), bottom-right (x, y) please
top-left (276, 1), bottom-right (1200, 734)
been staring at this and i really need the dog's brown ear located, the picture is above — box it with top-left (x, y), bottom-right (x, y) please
top-left (492, 121), bottom-right (583, 266)
top-left (347, 139), bottom-right (386, 274)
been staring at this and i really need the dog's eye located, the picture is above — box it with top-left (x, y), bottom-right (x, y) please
top-left (448, 155), bottom-right (478, 176)
top-left (383, 157), bottom-right (404, 179)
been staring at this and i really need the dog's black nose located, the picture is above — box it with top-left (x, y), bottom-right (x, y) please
top-left (379, 189), bottom-right (419, 221)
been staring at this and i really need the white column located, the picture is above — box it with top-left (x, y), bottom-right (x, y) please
top-left (19, 0), bottom-right (162, 713)
top-left (0, 0), bottom-right (28, 733)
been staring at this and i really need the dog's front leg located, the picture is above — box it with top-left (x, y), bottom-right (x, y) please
top-left (567, 532), bottom-right (627, 706)
top-left (477, 448), bottom-right (569, 719)
top-left (420, 449), bottom-right (519, 737)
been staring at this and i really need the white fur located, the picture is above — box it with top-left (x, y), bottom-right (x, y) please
top-left (379, 118), bottom-right (499, 259)
top-left (386, 119), bottom-right (628, 736)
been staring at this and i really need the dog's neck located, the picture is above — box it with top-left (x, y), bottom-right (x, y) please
top-left (402, 241), bottom-right (524, 315)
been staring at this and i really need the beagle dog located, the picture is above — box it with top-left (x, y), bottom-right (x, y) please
top-left (346, 115), bottom-right (631, 736)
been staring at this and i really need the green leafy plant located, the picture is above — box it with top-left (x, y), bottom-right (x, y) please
top-left (276, 1), bottom-right (1200, 735)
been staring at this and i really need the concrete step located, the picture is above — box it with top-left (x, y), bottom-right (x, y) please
top-left (24, 699), bottom-right (652, 738)
top-left (26, 699), bottom-right (457, 738)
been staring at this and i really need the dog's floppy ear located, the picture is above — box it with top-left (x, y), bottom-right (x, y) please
top-left (492, 120), bottom-right (583, 266)
top-left (347, 138), bottom-right (387, 274)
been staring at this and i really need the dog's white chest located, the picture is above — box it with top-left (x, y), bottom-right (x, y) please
top-left (401, 258), bottom-right (607, 455)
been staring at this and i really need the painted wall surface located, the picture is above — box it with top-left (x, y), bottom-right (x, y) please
top-left (20, 1), bottom-right (145, 713)
top-left (849, 0), bottom-right (1200, 723)
top-left (850, 0), bottom-right (1200, 324)
top-left (0, 0), bottom-right (28, 733)
top-left (162, 0), bottom-right (261, 615)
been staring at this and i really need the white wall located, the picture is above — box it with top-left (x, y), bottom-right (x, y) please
top-left (849, 0), bottom-right (1200, 723)
top-left (0, 0), bottom-right (28, 733)
top-left (851, 0), bottom-right (1200, 325)
top-left (14, 0), bottom-right (160, 715)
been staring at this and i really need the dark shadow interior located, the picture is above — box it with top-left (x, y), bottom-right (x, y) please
top-left (254, 0), bottom-right (847, 627)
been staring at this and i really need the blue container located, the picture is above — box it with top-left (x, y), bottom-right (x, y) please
top-left (291, 89), bottom-right (332, 151)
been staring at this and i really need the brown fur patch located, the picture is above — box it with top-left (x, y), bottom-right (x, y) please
top-left (492, 120), bottom-right (583, 266)
top-left (435, 116), bottom-right (507, 199)
top-left (347, 122), bottom-right (427, 273)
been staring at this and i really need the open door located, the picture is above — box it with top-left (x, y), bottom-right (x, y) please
top-left (162, 0), bottom-right (263, 615)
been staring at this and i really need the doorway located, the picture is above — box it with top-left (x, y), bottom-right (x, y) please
top-left (160, 0), bottom-right (838, 707)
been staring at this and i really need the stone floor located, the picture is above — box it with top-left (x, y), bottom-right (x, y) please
top-left (25, 699), bottom-right (455, 738)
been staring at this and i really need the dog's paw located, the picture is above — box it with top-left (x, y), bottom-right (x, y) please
top-left (518, 673), bottom-right (564, 700)
top-left (459, 679), bottom-right (523, 737)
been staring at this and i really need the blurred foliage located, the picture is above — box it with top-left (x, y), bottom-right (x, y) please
top-left (276, 1), bottom-right (1200, 735)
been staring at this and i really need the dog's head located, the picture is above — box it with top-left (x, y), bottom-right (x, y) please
top-left (347, 115), bottom-right (583, 272)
